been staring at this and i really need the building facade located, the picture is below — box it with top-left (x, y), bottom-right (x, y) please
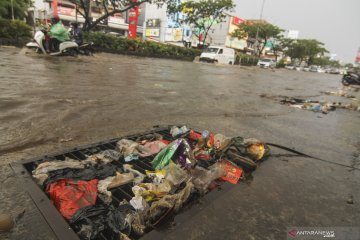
top-left (208, 13), bottom-right (247, 51)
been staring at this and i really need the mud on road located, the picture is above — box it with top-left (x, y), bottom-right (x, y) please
top-left (0, 46), bottom-right (359, 239)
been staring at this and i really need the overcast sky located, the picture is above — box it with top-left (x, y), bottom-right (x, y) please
top-left (234, 0), bottom-right (360, 63)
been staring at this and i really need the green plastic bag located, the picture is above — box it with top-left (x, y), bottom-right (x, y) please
top-left (151, 140), bottom-right (180, 170)
top-left (49, 22), bottom-right (70, 42)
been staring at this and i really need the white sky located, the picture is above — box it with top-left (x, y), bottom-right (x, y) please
top-left (235, 0), bottom-right (360, 63)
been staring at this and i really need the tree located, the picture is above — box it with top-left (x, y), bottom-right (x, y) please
top-left (343, 63), bottom-right (353, 69)
top-left (69, 0), bottom-right (185, 31)
top-left (232, 22), bottom-right (283, 57)
top-left (68, 0), bottom-right (146, 31)
top-left (270, 37), bottom-right (293, 61)
top-left (0, 0), bottom-right (29, 20)
top-left (285, 39), bottom-right (328, 65)
top-left (168, 0), bottom-right (235, 46)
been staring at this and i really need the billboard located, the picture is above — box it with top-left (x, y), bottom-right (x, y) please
top-left (108, 13), bottom-right (125, 25)
top-left (225, 36), bottom-right (247, 50)
top-left (58, 6), bottom-right (75, 16)
top-left (146, 19), bottom-right (160, 28)
top-left (146, 28), bottom-right (160, 37)
top-left (287, 30), bottom-right (299, 39)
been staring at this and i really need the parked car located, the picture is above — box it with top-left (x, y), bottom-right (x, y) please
top-left (303, 67), bottom-right (310, 72)
top-left (257, 58), bottom-right (276, 68)
top-left (295, 66), bottom-right (303, 71)
top-left (199, 46), bottom-right (235, 65)
top-left (309, 66), bottom-right (319, 72)
top-left (285, 65), bottom-right (295, 70)
top-left (329, 68), bottom-right (340, 74)
top-left (317, 68), bottom-right (325, 73)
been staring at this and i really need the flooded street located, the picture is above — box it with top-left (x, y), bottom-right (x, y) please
top-left (1, 46), bottom-right (359, 239)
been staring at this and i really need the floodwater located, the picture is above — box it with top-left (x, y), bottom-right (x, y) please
top-left (0, 46), bottom-right (359, 240)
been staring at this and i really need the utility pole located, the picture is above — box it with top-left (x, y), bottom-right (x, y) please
top-left (11, 0), bottom-right (15, 20)
top-left (254, 0), bottom-right (265, 56)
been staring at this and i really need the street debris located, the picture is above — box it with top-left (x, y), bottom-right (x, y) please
top-left (347, 195), bottom-right (354, 205)
top-left (30, 126), bottom-right (270, 240)
top-left (280, 97), bottom-right (359, 114)
top-left (0, 214), bottom-right (14, 232)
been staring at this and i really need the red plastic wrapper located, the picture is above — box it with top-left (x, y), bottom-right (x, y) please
top-left (188, 130), bottom-right (202, 140)
top-left (46, 179), bottom-right (98, 219)
top-left (219, 160), bottom-right (243, 184)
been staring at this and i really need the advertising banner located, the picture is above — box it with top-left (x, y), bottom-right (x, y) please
top-left (109, 13), bottom-right (125, 25)
top-left (58, 6), bottom-right (75, 16)
top-left (145, 28), bottom-right (160, 37)
top-left (128, 0), bottom-right (139, 39)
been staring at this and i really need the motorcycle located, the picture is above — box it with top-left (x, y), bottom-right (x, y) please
top-left (342, 72), bottom-right (360, 86)
top-left (26, 30), bottom-right (79, 56)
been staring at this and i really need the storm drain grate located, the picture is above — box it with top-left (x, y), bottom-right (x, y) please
top-left (11, 126), bottom-right (234, 240)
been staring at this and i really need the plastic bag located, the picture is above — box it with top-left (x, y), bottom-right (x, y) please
top-left (163, 161), bottom-right (189, 186)
top-left (148, 182), bottom-right (194, 225)
top-left (86, 150), bottom-right (122, 165)
top-left (132, 181), bottom-right (172, 201)
top-left (70, 204), bottom-right (136, 240)
top-left (123, 164), bottom-right (145, 184)
top-left (170, 126), bottom-right (189, 137)
top-left (32, 158), bottom-right (85, 176)
top-left (130, 196), bottom-right (148, 211)
top-left (49, 22), bottom-right (70, 42)
top-left (190, 164), bottom-right (225, 195)
top-left (47, 179), bottom-right (98, 220)
top-left (145, 169), bottom-right (166, 184)
top-left (151, 139), bottom-right (196, 170)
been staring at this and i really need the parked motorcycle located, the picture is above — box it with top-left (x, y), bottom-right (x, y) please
top-left (342, 72), bottom-right (360, 86)
top-left (26, 30), bottom-right (79, 56)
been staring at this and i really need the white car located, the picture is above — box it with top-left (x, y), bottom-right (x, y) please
top-left (257, 58), bottom-right (276, 68)
top-left (199, 46), bottom-right (235, 65)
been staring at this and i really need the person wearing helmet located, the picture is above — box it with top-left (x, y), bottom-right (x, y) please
top-left (48, 16), bottom-right (70, 52)
top-left (70, 22), bottom-right (83, 45)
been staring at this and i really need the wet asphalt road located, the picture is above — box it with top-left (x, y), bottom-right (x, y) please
top-left (0, 46), bottom-right (359, 240)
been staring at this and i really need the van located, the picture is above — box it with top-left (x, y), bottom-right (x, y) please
top-left (199, 46), bottom-right (235, 65)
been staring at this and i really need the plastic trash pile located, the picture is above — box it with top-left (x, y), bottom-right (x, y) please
top-left (31, 126), bottom-right (270, 240)
top-left (280, 97), bottom-right (360, 114)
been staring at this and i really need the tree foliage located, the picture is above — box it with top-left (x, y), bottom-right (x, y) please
top-left (168, 0), bottom-right (235, 45)
top-left (311, 56), bottom-right (340, 67)
top-left (285, 39), bottom-right (328, 65)
top-left (0, 0), bottom-right (29, 20)
top-left (232, 22), bottom-right (283, 56)
top-left (0, 18), bottom-right (32, 40)
top-left (70, 0), bottom-right (186, 31)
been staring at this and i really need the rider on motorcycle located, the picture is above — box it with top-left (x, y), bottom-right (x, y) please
top-left (70, 22), bottom-right (83, 45)
top-left (48, 16), bottom-right (70, 52)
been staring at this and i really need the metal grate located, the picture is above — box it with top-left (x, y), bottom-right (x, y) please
top-left (11, 126), bottom-right (229, 240)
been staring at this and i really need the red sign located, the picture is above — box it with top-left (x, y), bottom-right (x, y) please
top-left (58, 6), bottom-right (75, 16)
top-left (53, 0), bottom-right (58, 17)
top-left (356, 48), bottom-right (360, 64)
top-left (232, 16), bottom-right (245, 26)
top-left (128, 0), bottom-right (139, 39)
